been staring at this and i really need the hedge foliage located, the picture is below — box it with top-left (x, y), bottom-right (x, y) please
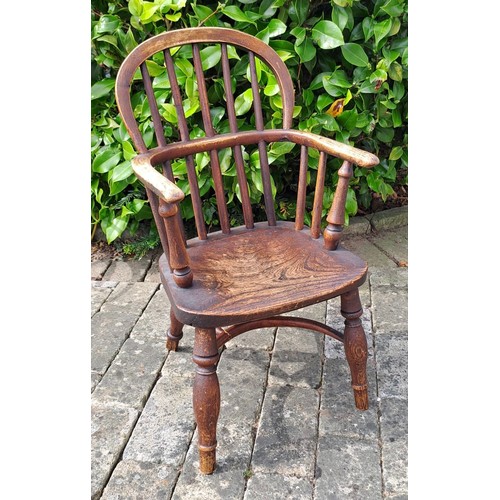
top-left (91, 0), bottom-right (408, 243)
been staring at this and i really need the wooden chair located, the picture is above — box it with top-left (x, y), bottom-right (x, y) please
top-left (115, 27), bottom-right (379, 475)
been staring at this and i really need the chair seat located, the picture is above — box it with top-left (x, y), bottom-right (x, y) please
top-left (160, 221), bottom-right (367, 327)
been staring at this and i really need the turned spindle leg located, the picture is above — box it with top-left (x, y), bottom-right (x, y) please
top-left (166, 308), bottom-right (184, 352)
top-left (341, 289), bottom-right (369, 410)
top-left (192, 327), bottom-right (220, 474)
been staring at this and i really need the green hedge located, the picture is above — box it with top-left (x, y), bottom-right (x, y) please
top-left (91, 0), bottom-right (407, 243)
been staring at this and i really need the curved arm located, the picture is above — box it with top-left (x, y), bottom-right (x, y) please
top-left (131, 155), bottom-right (185, 204)
top-left (137, 129), bottom-right (379, 168)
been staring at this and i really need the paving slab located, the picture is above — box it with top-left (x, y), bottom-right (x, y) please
top-left (244, 472), bottom-right (313, 500)
top-left (344, 216), bottom-right (371, 236)
top-left (91, 371), bottom-right (102, 393)
top-left (251, 385), bottom-right (319, 479)
top-left (370, 267), bottom-right (408, 289)
top-left (314, 435), bottom-right (383, 500)
top-left (92, 259), bottom-right (112, 281)
top-left (100, 282), bottom-right (158, 316)
top-left (225, 327), bottom-right (276, 351)
top-left (381, 438), bottom-right (408, 497)
top-left (91, 285), bottom-right (113, 316)
top-left (379, 397), bottom-right (408, 443)
top-left (371, 286), bottom-right (408, 334)
top-left (102, 256), bottom-right (154, 282)
top-left (101, 460), bottom-right (178, 500)
top-left (319, 358), bottom-right (379, 441)
top-left (341, 237), bottom-right (396, 268)
top-left (369, 227), bottom-right (408, 266)
top-left (144, 252), bottom-right (162, 282)
top-left (92, 337), bottom-right (167, 410)
top-left (130, 287), bottom-right (172, 342)
top-left (374, 333), bottom-right (408, 399)
top-left (91, 311), bottom-right (139, 375)
top-left (268, 327), bottom-right (324, 389)
top-left (368, 206), bottom-right (407, 231)
top-left (122, 375), bottom-right (195, 465)
top-left (91, 402), bottom-right (140, 500)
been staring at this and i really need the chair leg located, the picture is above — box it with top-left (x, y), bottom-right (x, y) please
top-left (341, 289), bottom-right (369, 411)
top-left (166, 308), bottom-right (184, 351)
top-left (192, 327), bottom-right (220, 474)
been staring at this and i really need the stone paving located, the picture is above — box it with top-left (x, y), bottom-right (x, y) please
top-left (91, 207), bottom-right (408, 500)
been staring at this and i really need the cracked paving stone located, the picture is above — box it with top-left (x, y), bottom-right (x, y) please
top-left (102, 256), bottom-right (154, 282)
top-left (101, 460), bottom-right (179, 499)
top-left (314, 435), bottom-right (382, 500)
top-left (100, 282), bottom-right (158, 316)
top-left (244, 472), bottom-right (313, 500)
top-left (374, 333), bottom-right (408, 399)
top-left (91, 285), bottom-right (113, 316)
top-left (252, 386), bottom-right (319, 479)
top-left (91, 402), bottom-right (139, 500)
top-left (382, 438), bottom-right (408, 497)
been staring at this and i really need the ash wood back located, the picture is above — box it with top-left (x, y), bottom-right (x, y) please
top-left (116, 27), bottom-right (295, 246)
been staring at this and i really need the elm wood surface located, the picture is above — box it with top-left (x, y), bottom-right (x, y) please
top-left (159, 222), bottom-right (367, 328)
top-left (115, 27), bottom-right (379, 475)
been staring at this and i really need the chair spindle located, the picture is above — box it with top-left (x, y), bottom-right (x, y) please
top-left (310, 152), bottom-right (327, 239)
top-left (249, 52), bottom-right (276, 226)
top-left (164, 49), bottom-right (207, 240)
top-left (221, 43), bottom-right (254, 229)
top-left (192, 44), bottom-right (231, 234)
top-left (295, 145), bottom-right (308, 230)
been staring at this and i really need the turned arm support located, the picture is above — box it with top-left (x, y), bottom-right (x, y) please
top-left (132, 156), bottom-right (193, 288)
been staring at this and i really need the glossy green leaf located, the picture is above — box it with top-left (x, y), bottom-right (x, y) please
top-left (289, 0), bottom-right (309, 26)
top-left (381, 0), bottom-right (405, 17)
top-left (109, 161), bottom-right (133, 183)
top-left (389, 146), bottom-right (404, 161)
top-left (128, 0), bottom-right (142, 17)
top-left (341, 43), bottom-right (369, 67)
top-left (268, 19), bottom-right (287, 38)
top-left (234, 89), bottom-right (254, 116)
top-left (200, 46), bottom-right (221, 71)
top-left (92, 148), bottom-right (121, 173)
top-left (105, 216), bottom-right (128, 243)
top-left (311, 21), bottom-right (345, 50)
top-left (362, 17), bottom-right (374, 41)
top-left (388, 62), bottom-right (403, 81)
top-left (295, 37), bottom-right (316, 62)
top-left (222, 5), bottom-right (258, 25)
top-left (91, 79), bottom-right (115, 100)
top-left (95, 15), bottom-right (121, 34)
top-left (374, 18), bottom-right (392, 46)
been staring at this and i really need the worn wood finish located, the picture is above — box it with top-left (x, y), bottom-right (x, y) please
top-left (160, 222), bottom-right (367, 327)
top-left (166, 308), bottom-right (184, 351)
top-left (311, 151), bottom-right (327, 239)
top-left (192, 43), bottom-right (231, 235)
top-left (163, 48), bottom-right (207, 240)
top-left (221, 43), bottom-right (254, 229)
top-left (192, 327), bottom-right (220, 474)
top-left (295, 145), bottom-right (308, 230)
top-left (216, 316), bottom-right (344, 349)
top-left (159, 200), bottom-right (193, 288)
top-left (135, 129), bottom-right (379, 168)
top-left (324, 161), bottom-right (354, 251)
top-left (116, 27), bottom-right (380, 475)
top-left (341, 289), bottom-right (369, 410)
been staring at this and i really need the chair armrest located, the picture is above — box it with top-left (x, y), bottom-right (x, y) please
top-left (281, 130), bottom-right (379, 168)
top-left (132, 155), bottom-right (185, 204)
top-left (131, 155), bottom-right (193, 288)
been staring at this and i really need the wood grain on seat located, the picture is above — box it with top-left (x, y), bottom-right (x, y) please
top-left (160, 222), bottom-right (367, 327)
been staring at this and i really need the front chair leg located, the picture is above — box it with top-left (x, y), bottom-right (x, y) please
top-left (166, 308), bottom-right (184, 351)
top-left (341, 289), bottom-right (369, 410)
top-left (192, 327), bottom-right (220, 474)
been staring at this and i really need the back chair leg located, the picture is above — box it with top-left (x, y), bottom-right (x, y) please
top-left (166, 308), bottom-right (184, 351)
top-left (341, 289), bottom-right (369, 410)
top-left (192, 327), bottom-right (220, 474)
